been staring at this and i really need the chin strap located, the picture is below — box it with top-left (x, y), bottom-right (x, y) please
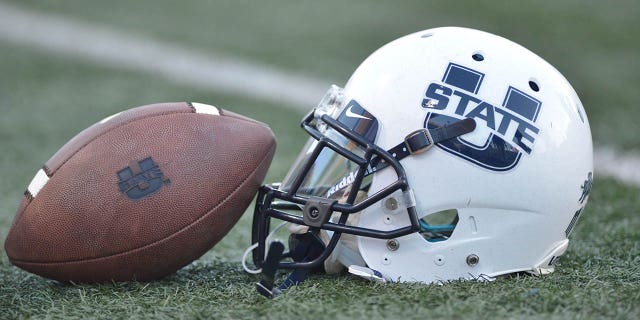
top-left (256, 233), bottom-right (325, 298)
top-left (368, 118), bottom-right (476, 174)
top-left (256, 241), bottom-right (285, 298)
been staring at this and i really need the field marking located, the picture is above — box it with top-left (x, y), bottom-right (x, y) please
top-left (0, 2), bottom-right (326, 109)
top-left (593, 147), bottom-right (640, 187)
top-left (0, 2), bottom-right (638, 187)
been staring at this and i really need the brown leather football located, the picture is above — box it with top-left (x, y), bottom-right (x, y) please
top-left (4, 102), bottom-right (276, 282)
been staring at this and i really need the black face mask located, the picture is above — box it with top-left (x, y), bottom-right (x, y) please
top-left (248, 86), bottom-right (476, 298)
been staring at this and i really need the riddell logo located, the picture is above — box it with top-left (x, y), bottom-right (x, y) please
top-left (326, 170), bottom-right (357, 198)
top-left (117, 157), bottom-right (170, 200)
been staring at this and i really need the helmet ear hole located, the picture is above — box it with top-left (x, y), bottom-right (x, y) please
top-left (420, 209), bottom-right (459, 242)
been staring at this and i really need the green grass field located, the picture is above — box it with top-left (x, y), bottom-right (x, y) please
top-left (1, 1), bottom-right (639, 319)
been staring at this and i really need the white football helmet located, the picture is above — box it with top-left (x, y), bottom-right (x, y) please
top-left (247, 27), bottom-right (593, 297)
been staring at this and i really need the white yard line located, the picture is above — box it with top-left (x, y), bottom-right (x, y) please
top-left (0, 2), bottom-right (326, 109)
top-left (593, 147), bottom-right (640, 187)
top-left (0, 2), bottom-right (637, 187)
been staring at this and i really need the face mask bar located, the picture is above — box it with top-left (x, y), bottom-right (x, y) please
top-left (250, 99), bottom-right (475, 297)
top-left (251, 111), bottom-right (421, 272)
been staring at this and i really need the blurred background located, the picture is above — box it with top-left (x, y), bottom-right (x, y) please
top-left (0, 0), bottom-right (638, 259)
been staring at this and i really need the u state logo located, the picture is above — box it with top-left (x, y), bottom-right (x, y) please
top-left (422, 63), bottom-right (543, 171)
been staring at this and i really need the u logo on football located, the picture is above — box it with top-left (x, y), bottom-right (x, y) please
top-left (117, 157), bottom-right (170, 200)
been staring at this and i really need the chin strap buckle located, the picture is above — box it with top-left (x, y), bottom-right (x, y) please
top-left (404, 128), bottom-right (434, 155)
top-left (367, 118), bottom-right (477, 174)
top-left (402, 117), bottom-right (476, 156)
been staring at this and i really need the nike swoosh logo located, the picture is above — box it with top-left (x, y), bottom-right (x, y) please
top-left (345, 106), bottom-right (372, 120)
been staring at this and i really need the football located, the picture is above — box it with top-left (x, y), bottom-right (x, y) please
top-left (4, 102), bottom-right (276, 282)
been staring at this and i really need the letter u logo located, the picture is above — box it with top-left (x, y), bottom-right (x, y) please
top-left (424, 63), bottom-right (542, 171)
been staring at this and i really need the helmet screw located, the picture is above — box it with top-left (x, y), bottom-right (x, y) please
top-left (385, 197), bottom-right (398, 211)
top-left (309, 207), bottom-right (320, 219)
top-left (386, 239), bottom-right (399, 251)
top-left (466, 254), bottom-right (479, 267)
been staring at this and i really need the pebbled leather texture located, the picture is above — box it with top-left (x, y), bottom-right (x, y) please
top-left (4, 102), bottom-right (276, 282)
